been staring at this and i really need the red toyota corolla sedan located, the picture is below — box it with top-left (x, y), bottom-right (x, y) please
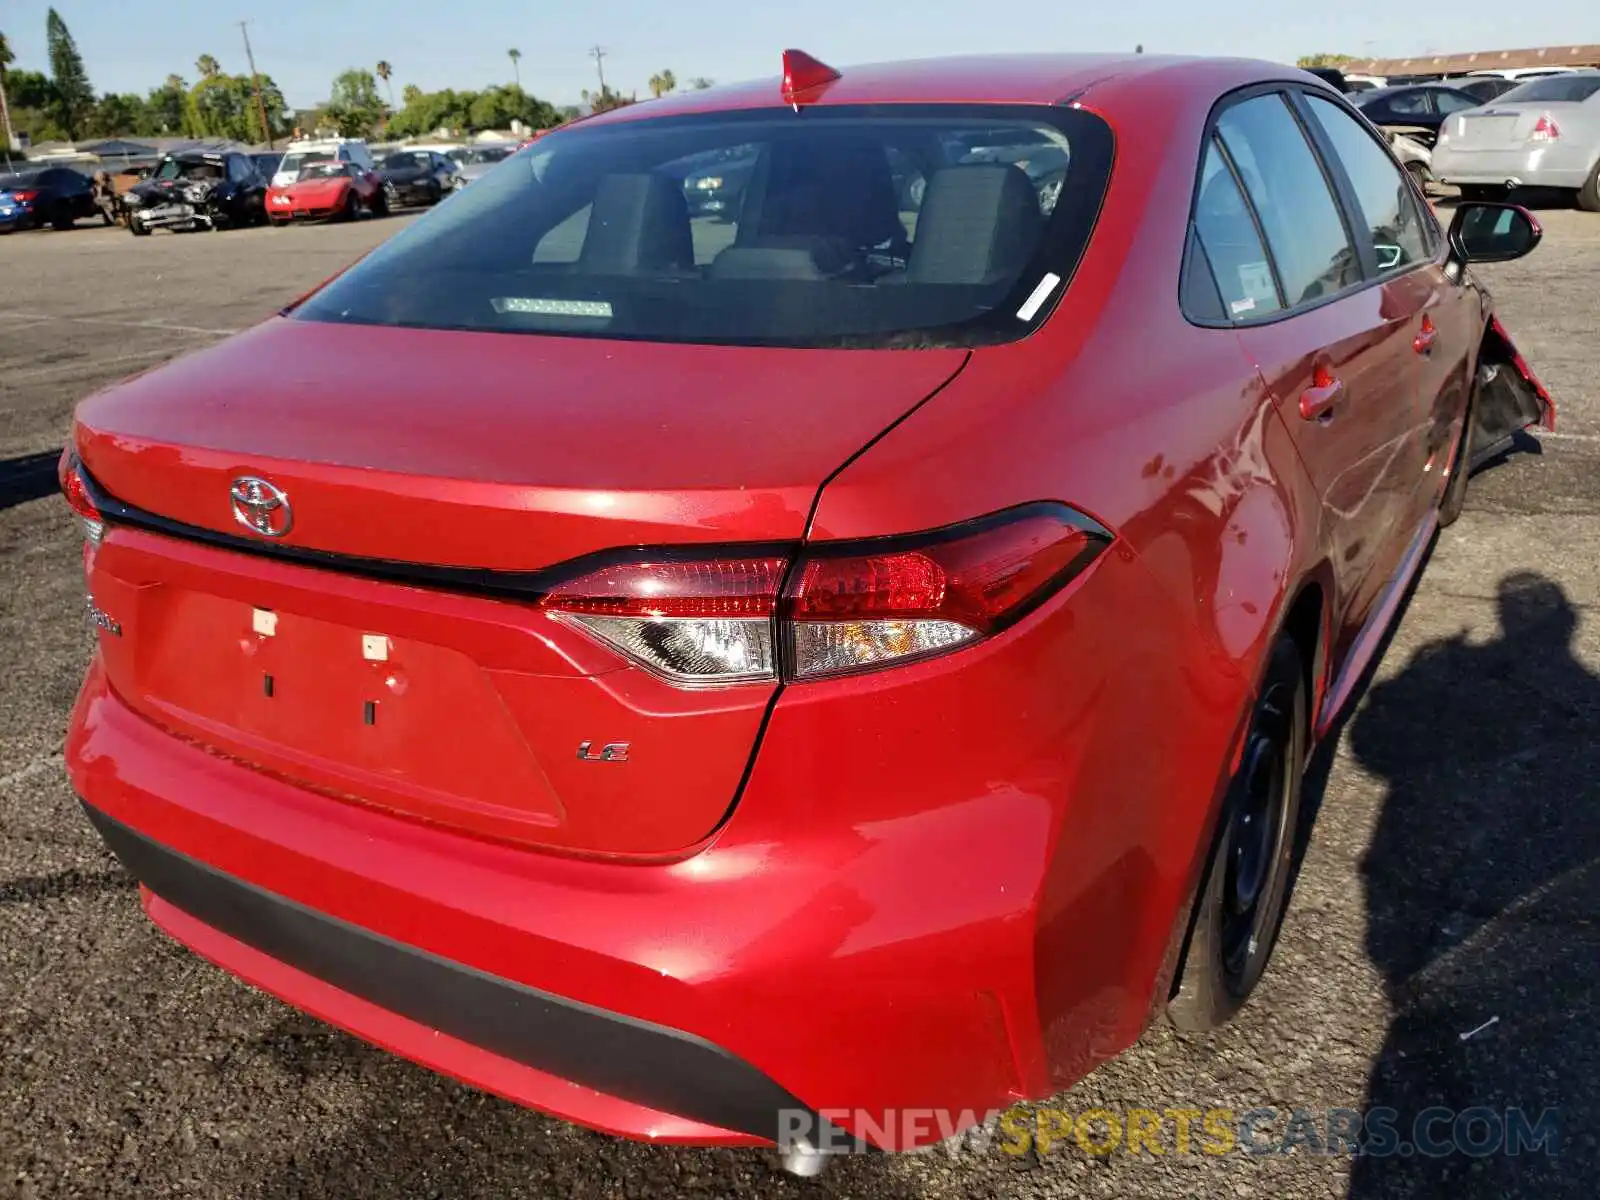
top-left (62, 52), bottom-right (1551, 1164)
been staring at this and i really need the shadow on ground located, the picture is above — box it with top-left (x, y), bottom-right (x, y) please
top-left (1343, 569), bottom-right (1600, 1197)
top-left (228, 1010), bottom-right (923, 1200)
top-left (0, 449), bottom-right (63, 511)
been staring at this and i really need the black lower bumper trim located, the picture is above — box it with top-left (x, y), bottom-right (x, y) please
top-left (81, 802), bottom-right (808, 1141)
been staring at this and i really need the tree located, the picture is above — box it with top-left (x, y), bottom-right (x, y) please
top-left (1297, 53), bottom-right (1355, 68)
top-left (647, 69), bottom-right (676, 99)
top-left (86, 92), bottom-right (147, 137)
top-left (46, 8), bottom-right (94, 138)
top-left (507, 48), bottom-right (521, 88)
top-left (689, 76), bottom-right (713, 90)
top-left (196, 54), bottom-right (221, 79)
top-left (376, 60), bottom-right (394, 109)
top-left (186, 71), bottom-right (288, 141)
top-left (385, 84), bottom-right (558, 138)
top-left (582, 84), bottom-right (634, 113)
top-left (145, 76), bottom-right (188, 134)
top-left (325, 67), bottom-right (386, 137)
top-left (6, 68), bottom-right (68, 142)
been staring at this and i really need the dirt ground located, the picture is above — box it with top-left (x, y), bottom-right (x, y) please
top-left (2, 204), bottom-right (1598, 1199)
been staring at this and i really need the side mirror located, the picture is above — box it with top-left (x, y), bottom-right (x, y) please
top-left (1447, 202), bottom-right (1541, 265)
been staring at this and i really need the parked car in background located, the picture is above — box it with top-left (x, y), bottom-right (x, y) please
top-left (125, 152), bottom-right (267, 235)
top-left (376, 150), bottom-right (460, 208)
top-left (1432, 70), bottom-right (1600, 209)
top-left (267, 158), bottom-right (386, 223)
top-left (1450, 76), bottom-right (1521, 104)
top-left (252, 153), bottom-right (283, 186)
top-left (450, 144), bottom-right (517, 185)
top-left (1303, 66), bottom-right (1352, 92)
top-left (271, 138), bottom-right (376, 188)
top-left (63, 51), bottom-right (1553, 1169)
top-left (0, 166), bottom-right (97, 231)
top-left (678, 145), bottom-right (762, 219)
top-left (1468, 66), bottom-right (1580, 82)
top-left (1387, 129), bottom-right (1434, 191)
top-left (1350, 83), bottom-right (1483, 146)
top-left (1342, 74), bottom-right (1385, 92)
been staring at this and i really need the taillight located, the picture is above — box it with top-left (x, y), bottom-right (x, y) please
top-left (540, 505), bottom-right (1111, 685)
top-left (541, 557), bottom-right (788, 684)
top-left (10, 189), bottom-right (39, 203)
top-left (58, 452), bottom-right (104, 545)
top-left (1531, 114), bottom-right (1560, 141)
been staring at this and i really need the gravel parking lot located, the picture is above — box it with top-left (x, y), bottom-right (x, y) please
top-left (2, 207), bottom-right (1598, 1200)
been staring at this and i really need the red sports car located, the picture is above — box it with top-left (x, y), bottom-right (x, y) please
top-left (266, 157), bottom-right (385, 224)
top-left (62, 51), bottom-right (1551, 1169)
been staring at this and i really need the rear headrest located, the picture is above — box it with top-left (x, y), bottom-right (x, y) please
top-left (737, 137), bottom-right (903, 249)
top-left (579, 173), bottom-right (694, 274)
top-left (907, 165), bottom-right (1042, 285)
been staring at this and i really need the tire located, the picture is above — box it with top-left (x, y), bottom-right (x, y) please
top-left (1458, 184), bottom-right (1506, 204)
top-left (1438, 384), bottom-right (1477, 527)
top-left (51, 203), bottom-right (75, 231)
top-left (342, 192), bottom-right (359, 222)
top-left (129, 218), bottom-right (151, 237)
top-left (1578, 160), bottom-right (1600, 213)
top-left (1168, 635), bottom-right (1307, 1032)
top-left (373, 186), bottom-right (391, 217)
top-left (1404, 160), bottom-right (1430, 196)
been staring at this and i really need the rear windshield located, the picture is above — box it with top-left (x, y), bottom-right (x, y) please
top-left (1500, 75), bottom-right (1600, 103)
top-left (294, 104), bottom-right (1113, 348)
top-left (0, 172), bottom-right (43, 188)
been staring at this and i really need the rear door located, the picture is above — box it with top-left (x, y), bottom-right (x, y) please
top-left (1299, 92), bottom-right (1470, 537)
top-left (1206, 90), bottom-right (1427, 657)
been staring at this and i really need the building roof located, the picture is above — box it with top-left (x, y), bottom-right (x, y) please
top-left (1346, 45), bottom-right (1600, 76)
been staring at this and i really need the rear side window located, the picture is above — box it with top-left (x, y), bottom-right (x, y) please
top-left (1431, 90), bottom-right (1479, 114)
top-left (1216, 95), bottom-right (1360, 308)
top-left (1189, 140), bottom-right (1282, 321)
top-left (1501, 75), bottom-right (1600, 103)
top-left (294, 106), bottom-right (1113, 348)
top-left (1305, 96), bottom-right (1431, 273)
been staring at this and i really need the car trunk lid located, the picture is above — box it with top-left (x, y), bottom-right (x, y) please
top-left (74, 316), bottom-right (969, 856)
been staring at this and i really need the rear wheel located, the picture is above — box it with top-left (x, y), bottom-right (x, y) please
top-left (1458, 184), bottom-right (1507, 204)
top-left (1168, 635), bottom-right (1306, 1032)
top-left (51, 202), bottom-right (75, 231)
top-left (1404, 160), bottom-right (1430, 196)
top-left (1578, 161), bottom-right (1600, 213)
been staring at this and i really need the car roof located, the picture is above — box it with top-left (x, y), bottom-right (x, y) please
top-left (576, 53), bottom-right (1319, 126)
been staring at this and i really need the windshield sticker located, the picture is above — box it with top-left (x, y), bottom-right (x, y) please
top-left (491, 298), bottom-right (613, 318)
top-left (1230, 296), bottom-right (1257, 315)
top-left (1016, 273), bottom-right (1062, 321)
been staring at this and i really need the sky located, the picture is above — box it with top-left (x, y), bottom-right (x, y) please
top-left (3, 0), bottom-right (1594, 112)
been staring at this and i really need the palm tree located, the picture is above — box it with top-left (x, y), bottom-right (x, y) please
top-left (196, 54), bottom-right (221, 79)
top-left (376, 60), bottom-right (394, 109)
top-left (507, 47), bottom-right (522, 88)
top-left (647, 69), bottom-right (677, 99)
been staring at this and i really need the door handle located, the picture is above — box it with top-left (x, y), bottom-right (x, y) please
top-left (1299, 376), bottom-right (1344, 422)
top-left (1413, 317), bottom-right (1437, 355)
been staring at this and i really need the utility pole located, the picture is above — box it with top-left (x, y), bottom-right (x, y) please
top-left (239, 20), bottom-right (275, 149)
top-left (0, 71), bottom-right (15, 159)
top-left (589, 45), bottom-right (608, 95)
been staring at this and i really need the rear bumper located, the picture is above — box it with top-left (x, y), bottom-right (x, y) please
top-left (1432, 144), bottom-right (1593, 189)
top-left (83, 800), bottom-right (807, 1144)
top-left (66, 657), bottom-right (1052, 1148)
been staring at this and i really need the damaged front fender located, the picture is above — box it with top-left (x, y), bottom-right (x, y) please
top-left (1471, 316), bottom-right (1555, 468)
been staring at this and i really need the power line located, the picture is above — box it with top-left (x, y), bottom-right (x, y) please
top-left (239, 19), bottom-right (274, 149)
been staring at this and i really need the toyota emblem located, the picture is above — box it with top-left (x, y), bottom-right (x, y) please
top-left (230, 476), bottom-right (293, 538)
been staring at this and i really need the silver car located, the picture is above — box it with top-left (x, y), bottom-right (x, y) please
top-left (1431, 71), bottom-right (1600, 210)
